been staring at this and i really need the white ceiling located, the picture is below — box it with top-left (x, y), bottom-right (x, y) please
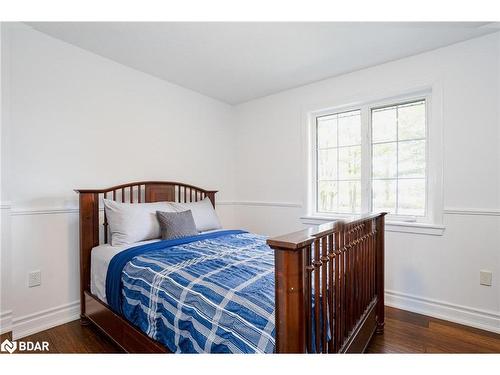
top-left (27, 22), bottom-right (498, 105)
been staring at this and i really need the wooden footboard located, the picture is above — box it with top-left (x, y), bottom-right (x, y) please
top-left (267, 213), bottom-right (386, 353)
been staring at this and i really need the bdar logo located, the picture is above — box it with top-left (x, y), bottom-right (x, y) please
top-left (1, 339), bottom-right (17, 354)
top-left (1, 338), bottom-right (49, 353)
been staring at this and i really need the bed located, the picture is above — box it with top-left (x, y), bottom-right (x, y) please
top-left (76, 181), bottom-right (386, 353)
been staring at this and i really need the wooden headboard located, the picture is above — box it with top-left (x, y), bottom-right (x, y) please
top-left (74, 181), bottom-right (217, 317)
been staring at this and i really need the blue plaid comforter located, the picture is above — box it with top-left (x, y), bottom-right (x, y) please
top-left (105, 230), bottom-right (276, 353)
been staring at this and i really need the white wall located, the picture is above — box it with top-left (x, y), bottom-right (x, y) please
top-left (232, 32), bottom-right (500, 332)
top-left (0, 23), bottom-right (237, 338)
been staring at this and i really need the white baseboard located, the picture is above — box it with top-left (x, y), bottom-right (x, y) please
top-left (5, 292), bottom-right (500, 340)
top-left (385, 290), bottom-right (500, 334)
top-left (12, 300), bottom-right (80, 340)
top-left (0, 310), bottom-right (13, 334)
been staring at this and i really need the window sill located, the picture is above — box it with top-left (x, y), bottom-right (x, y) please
top-left (300, 215), bottom-right (445, 236)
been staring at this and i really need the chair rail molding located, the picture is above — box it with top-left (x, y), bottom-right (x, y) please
top-left (10, 206), bottom-right (103, 216)
top-left (5, 203), bottom-right (500, 218)
top-left (216, 201), bottom-right (302, 208)
top-left (443, 207), bottom-right (500, 216)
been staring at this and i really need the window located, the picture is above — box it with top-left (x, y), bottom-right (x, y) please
top-left (372, 100), bottom-right (426, 216)
top-left (317, 110), bottom-right (361, 214)
top-left (314, 96), bottom-right (428, 221)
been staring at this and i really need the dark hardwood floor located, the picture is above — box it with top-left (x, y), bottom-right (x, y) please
top-left (2, 307), bottom-right (500, 353)
top-left (367, 307), bottom-right (500, 353)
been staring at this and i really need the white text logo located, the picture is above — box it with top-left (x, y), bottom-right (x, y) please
top-left (1, 338), bottom-right (49, 353)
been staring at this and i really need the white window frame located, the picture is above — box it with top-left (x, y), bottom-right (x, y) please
top-left (305, 87), bottom-right (444, 232)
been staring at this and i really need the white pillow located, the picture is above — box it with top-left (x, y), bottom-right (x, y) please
top-left (168, 198), bottom-right (222, 232)
top-left (103, 199), bottom-right (175, 246)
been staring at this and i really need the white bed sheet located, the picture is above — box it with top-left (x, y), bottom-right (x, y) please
top-left (90, 229), bottom-right (225, 303)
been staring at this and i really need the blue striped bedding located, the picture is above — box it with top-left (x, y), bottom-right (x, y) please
top-left (105, 230), bottom-right (276, 353)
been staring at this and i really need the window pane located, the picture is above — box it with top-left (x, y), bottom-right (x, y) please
top-left (398, 140), bottom-right (425, 178)
top-left (398, 101), bottom-right (425, 140)
top-left (338, 111), bottom-right (361, 146)
top-left (317, 116), bottom-right (338, 149)
top-left (370, 99), bottom-right (427, 218)
top-left (318, 181), bottom-right (338, 212)
top-left (398, 179), bottom-right (425, 216)
top-left (372, 179), bottom-right (396, 214)
top-left (338, 146), bottom-right (361, 179)
top-left (316, 109), bottom-right (361, 214)
top-left (372, 106), bottom-right (397, 143)
top-left (338, 181), bottom-right (361, 213)
top-left (318, 149), bottom-right (337, 179)
top-left (372, 142), bottom-right (397, 178)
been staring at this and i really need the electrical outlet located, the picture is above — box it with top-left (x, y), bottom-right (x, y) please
top-left (28, 270), bottom-right (41, 288)
top-left (480, 270), bottom-right (492, 286)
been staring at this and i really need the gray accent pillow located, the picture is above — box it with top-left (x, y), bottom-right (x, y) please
top-left (156, 210), bottom-right (198, 240)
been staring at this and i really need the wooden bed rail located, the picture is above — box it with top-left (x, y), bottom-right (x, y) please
top-left (267, 213), bottom-right (386, 353)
